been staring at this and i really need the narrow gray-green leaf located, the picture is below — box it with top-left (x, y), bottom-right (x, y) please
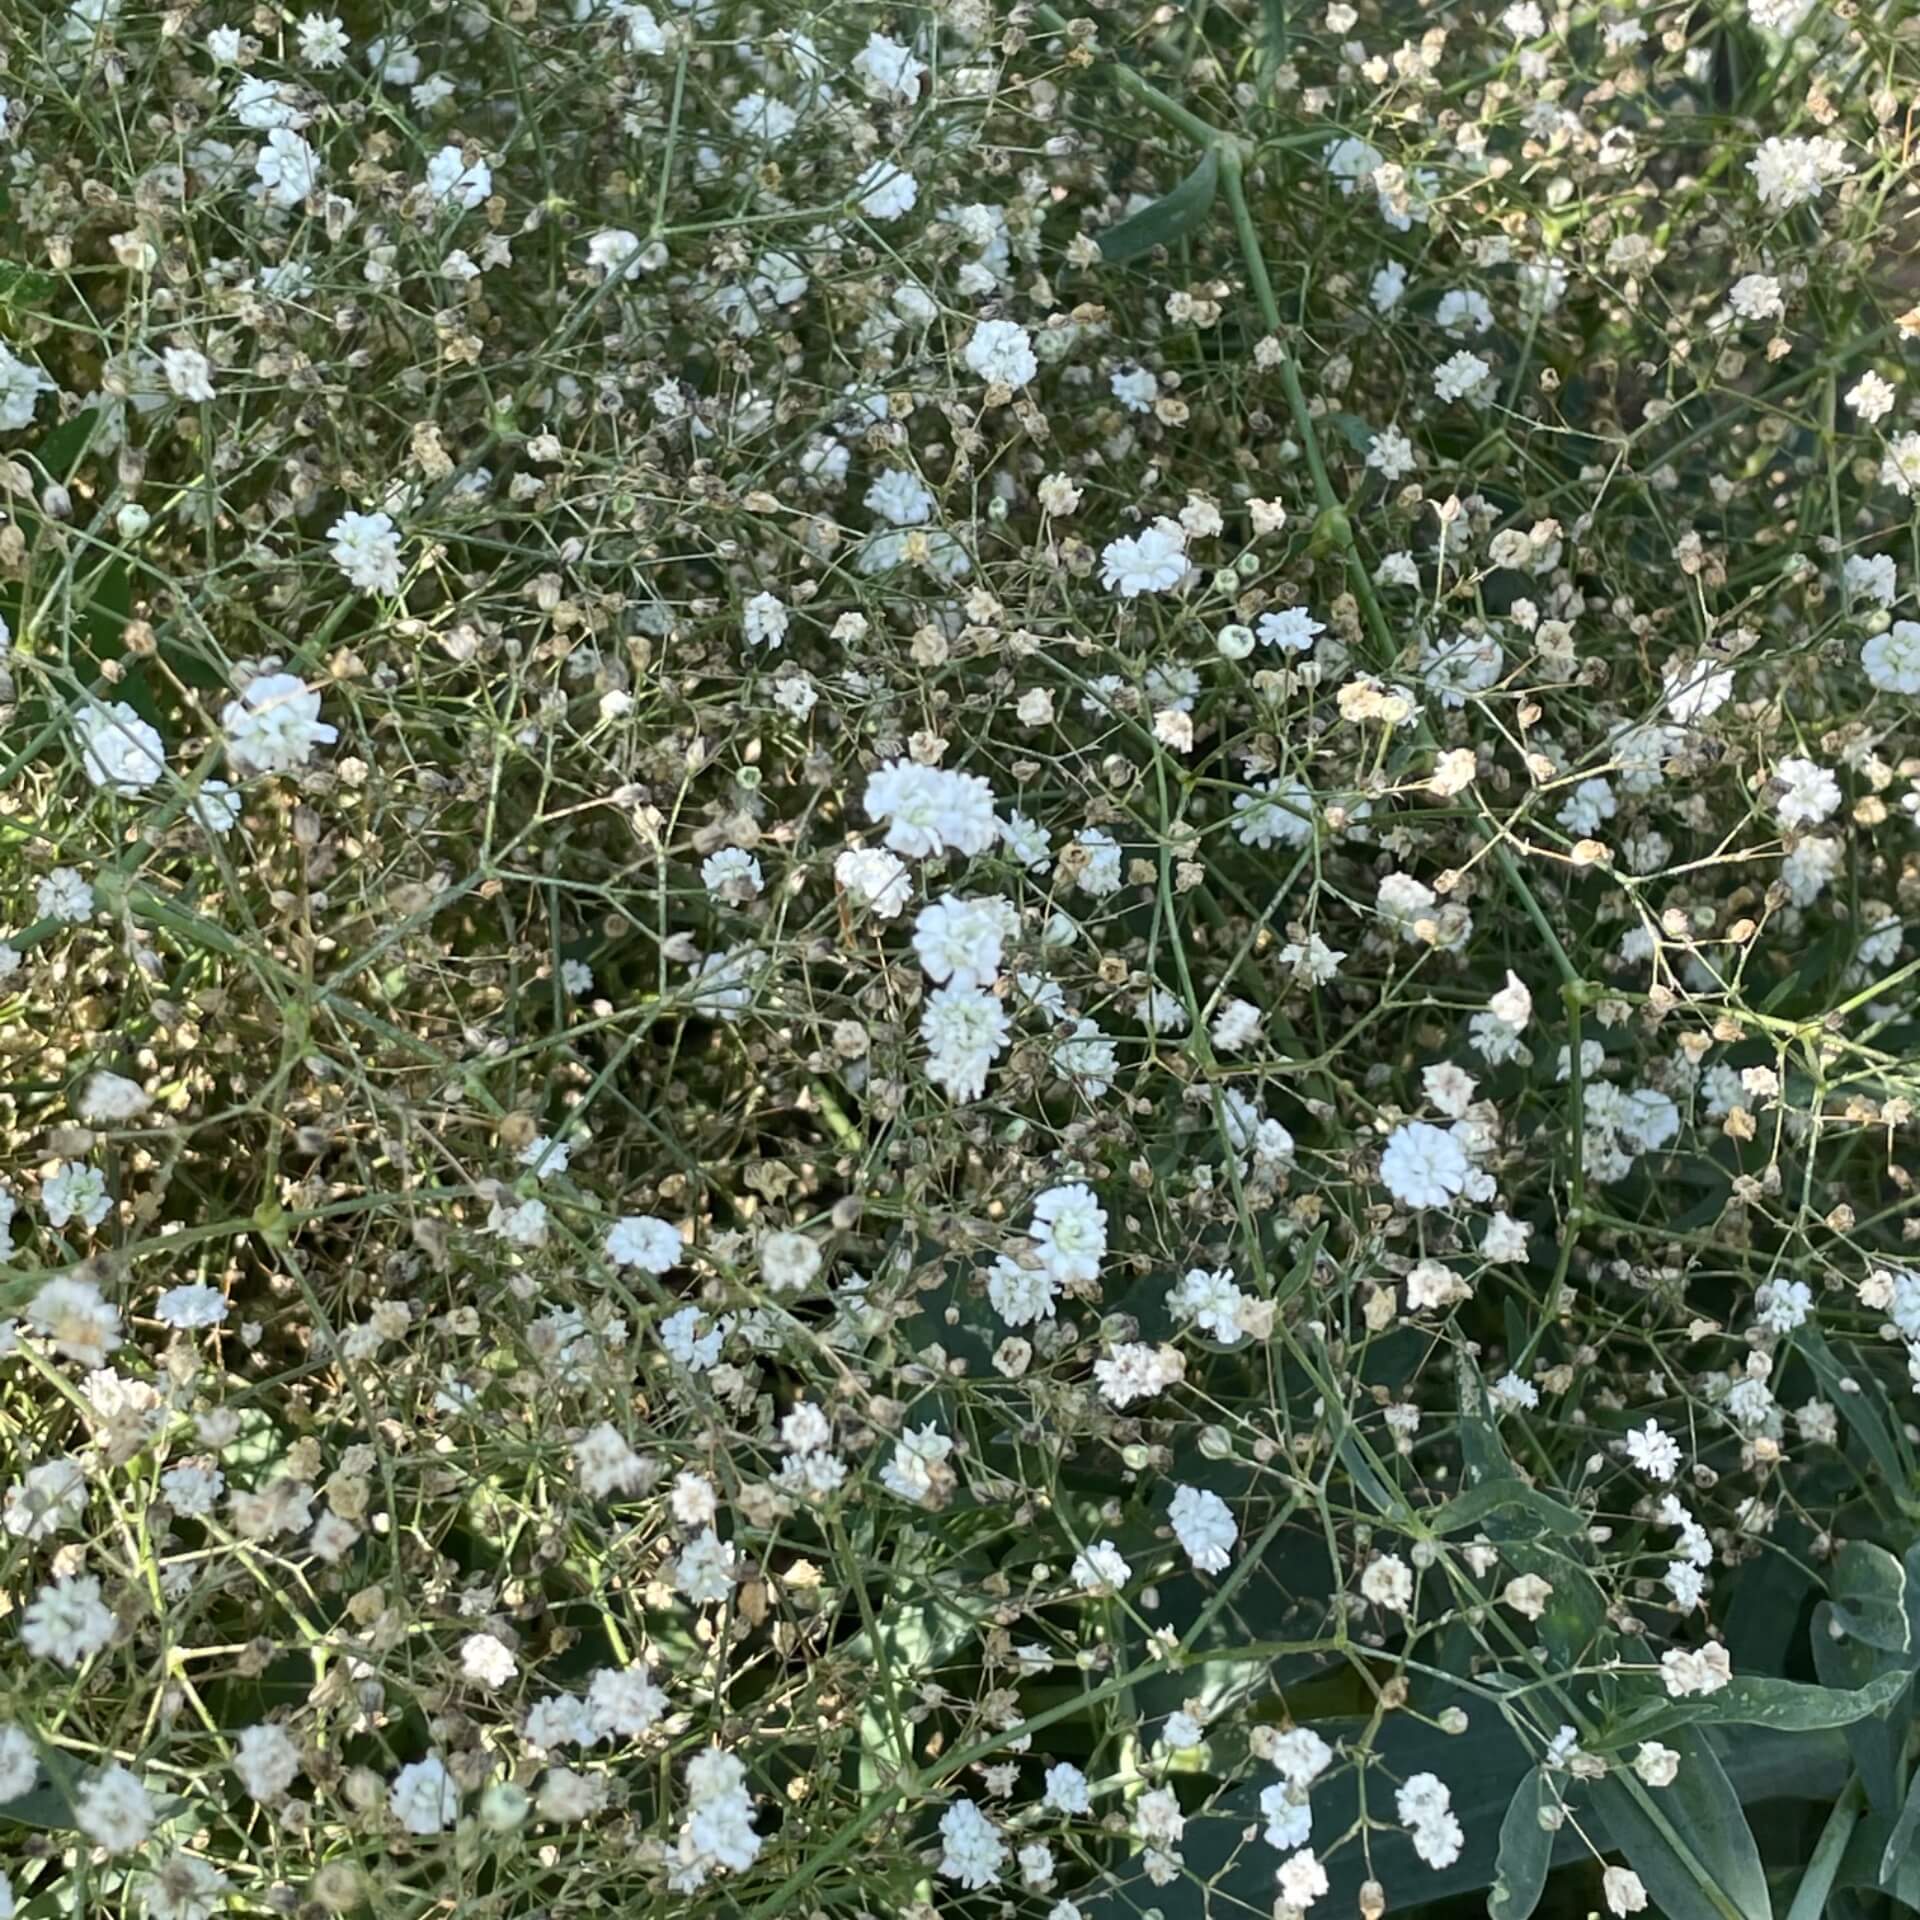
top-left (1797, 1327), bottom-right (1917, 1501)
top-left (1427, 1478), bottom-right (1583, 1539)
top-left (1881, 1767), bottom-right (1920, 1885)
top-left (1259, 0), bottom-right (1289, 68)
top-left (1829, 1540), bottom-right (1910, 1655)
top-left (1487, 1767), bottom-right (1554, 1920)
top-left (1599, 1670), bottom-right (1909, 1749)
top-left (1098, 149), bottom-right (1220, 262)
top-left (1586, 1728), bottom-right (1769, 1920)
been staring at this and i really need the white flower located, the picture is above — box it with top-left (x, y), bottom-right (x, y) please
top-left (880, 1423), bottom-right (954, 1506)
top-left (1883, 433), bottom-right (1920, 497)
top-left (922, 984), bottom-right (1011, 1103)
top-left (852, 31), bottom-right (926, 103)
top-left (0, 345), bottom-right (54, 432)
top-left (1845, 553), bottom-right (1897, 606)
top-left (1864, 621), bottom-right (1920, 694)
top-left (1073, 827), bottom-right (1124, 895)
top-left (1366, 426), bottom-right (1417, 480)
top-left (1433, 350), bottom-right (1492, 403)
top-left (1233, 778), bottom-right (1314, 849)
top-left (254, 128), bottom-right (322, 207)
top-left (22, 1575), bottom-right (115, 1666)
top-left (588, 1663), bottom-right (667, 1738)
top-left (75, 1765), bottom-right (153, 1852)
top-left (1625, 1419), bottom-right (1682, 1481)
top-left (1379, 1122), bottom-right (1471, 1209)
top-left (1421, 629), bottom-right (1502, 704)
top-left (732, 91), bottom-right (798, 144)
top-left (1257, 608), bottom-right (1325, 652)
top-left (155, 1284), bottom-right (227, 1329)
top-left (38, 868), bottom-right (95, 923)
top-left (1747, 135), bottom-right (1849, 210)
top-left (1070, 1539), bottom-right (1131, 1592)
top-left (461, 1632), bottom-right (517, 1689)
top-left (673, 1528), bottom-right (739, 1604)
top-left (1212, 998), bottom-right (1262, 1053)
top-left (759, 1229), bottom-right (821, 1292)
top-left (964, 320), bottom-right (1037, 389)
top-left (1044, 1762), bottom-right (1091, 1814)
top-left (1728, 273), bottom-right (1784, 322)
top-left (854, 161), bottom-right (918, 221)
top-left (1099, 518), bottom-right (1188, 597)
top-left (1094, 1341), bottom-right (1184, 1407)
top-left (297, 13), bottom-right (349, 66)
top-left (1773, 755), bottom-right (1841, 827)
top-left (1664, 660), bottom-right (1734, 722)
top-left (865, 468), bottom-right (935, 526)
top-left (587, 228), bottom-right (647, 278)
top-left (607, 1215), bottom-right (681, 1272)
top-left (3, 1458), bottom-right (86, 1539)
top-left (938, 1800), bottom-right (1007, 1889)
top-left (1359, 1553), bottom-right (1414, 1612)
top-left (1111, 364), bottom-right (1158, 411)
top-left (913, 894), bottom-right (1014, 989)
top-left (223, 673), bottom-right (338, 774)
top-left (425, 145), bottom-right (491, 207)
top-left (1261, 1783), bottom-right (1312, 1851)
top-left (863, 759), bottom-right (997, 859)
top-left (1323, 137), bottom-right (1384, 192)
top-left (742, 590), bottom-right (788, 649)
top-left (328, 509), bottom-right (404, 594)
top-left (702, 847), bottom-right (763, 903)
top-left (1168, 1484), bottom-right (1237, 1571)
top-left (834, 845), bottom-right (912, 917)
top-left (234, 1724), bottom-right (301, 1801)
top-left (161, 345), bottom-right (216, 401)
top-left (391, 1754), bottom-right (460, 1834)
top-left (1030, 1183), bottom-right (1107, 1284)
top-left (1603, 1867), bottom-right (1649, 1916)
top-left (1277, 1848), bottom-right (1330, 1909)
top-left (74, 701), bottom-right (166, 794)
top-left (42, 1162), bottom-right (112, 1231)
top-left (0, 1724), bottom-right (39, 1801)
top-left (1847, 371), bottom-right (1897, 424)
top-left (1437, 288), bottom-right (1494, 335)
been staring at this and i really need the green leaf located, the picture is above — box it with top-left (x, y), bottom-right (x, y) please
top-left (1259, 0), bottom-right (1290, 68)
top-left (1585, 1728), bottom-right (1769, 1920)
top-left (35, 406), bottom-right (101, 484)
top-left (1796, 1328), bottom-right (1917, 1503)
top-left (1326, 411), bottom-right (1376, 456)
top-left (1811, 1595), bottom-right (1915, 1815)
top-left (1487, 1768), bottom-right (1555, 1920)
top-left (1599, 1671), bottom-right (1911, 1748)
top-left (1426, 1478), bottom-right (1584, 1539)
top-left (0, 259), bottom-right (57, 308)
top-left (1829, 1540), bottom-right (1910, 1655)
top-left (1839, 1807), bottom-right (1920, 1904)
top-left (1879, 1768), bottom-right (1920, 1887)
top-left (1098, 149), bottom-right (1220, 262)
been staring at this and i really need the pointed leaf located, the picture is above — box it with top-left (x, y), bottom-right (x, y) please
top-left (1585, 1728), bottom-right (1769, 1920)
top-left (1487, 1768), bottom-right (1555, 1920)
top-left (1829, 1540), bottom-right (1910, 1655)
top-left (1598, 1671), bottom-right (1910, 1749)
top-left (1427, 1478), bottom-right (1583, 1539)
top-left (1098, 149), bottom-right (1220, 262)
top-left (0, 259), bottom-right (57, 308)
top-left (1880, 1768), bottom-right (1920, 1886)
